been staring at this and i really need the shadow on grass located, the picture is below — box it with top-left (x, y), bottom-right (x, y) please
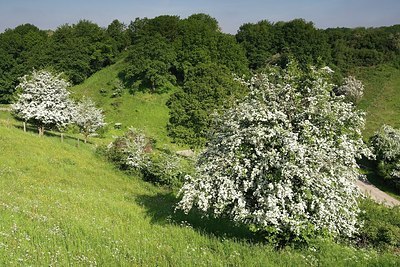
top-left (134, 192), bottom-right (264, 243)
top-left (359, 157), bottom-right (400, 200)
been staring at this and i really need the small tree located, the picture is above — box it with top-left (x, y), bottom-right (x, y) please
top-left (177, 62), bottom-right (370, 243)
top-left (74, 97), bottom-right (106, 143)
top-left (11, 70), bottom-right (75, 136)
top-left (336, 76), bottom-right (364, 104)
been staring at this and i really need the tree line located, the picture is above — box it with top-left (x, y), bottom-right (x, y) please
top-left (1, 14), bottom-right (399, 147)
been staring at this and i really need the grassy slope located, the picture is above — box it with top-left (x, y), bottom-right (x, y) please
top-left (70, 60), bottom-right (184, 149)
top-left (356, 65), bottom-right (400, 139)
top-left (1, 126), bottom-right (398, 266)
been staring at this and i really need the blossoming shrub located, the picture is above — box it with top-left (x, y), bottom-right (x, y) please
top-left (106, 128), bottom-right (152, 172)
top-left (177, 62), bottom-right (370, 244)
top-left (335, 76), bottom-right (364, 104)
top-left (370, 125), bottom-right (400, 191)
top-left (105, 128), bottom-right (191, 187)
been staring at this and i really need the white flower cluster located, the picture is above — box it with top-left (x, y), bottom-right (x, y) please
top-left (336, 76), bottom-right (364, 104)
top-left (107, 128), bottom-right (149, 169)
top-left (12, 70), bottom-right (106, 140)
top-left (371, 124), bottom-right (400, 162)
top-left (11, 70), bottom-right (75, 132)
top-left (177, 64), bottom-right (370, 239)
top-left (74, 97), bottom-right (106, 142)
top-left (370, 124), bottom-right (400, 181)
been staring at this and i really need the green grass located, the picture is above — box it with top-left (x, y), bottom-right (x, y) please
top-left (1, 125), bottom-right (399, 266)
top-left (356, 65), bottom-right (400, 139)
top-left (70, 60), bottom-right (185, 149)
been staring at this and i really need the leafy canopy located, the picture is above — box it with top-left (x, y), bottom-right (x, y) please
top-left (167, 62), bottom-right (246, 147)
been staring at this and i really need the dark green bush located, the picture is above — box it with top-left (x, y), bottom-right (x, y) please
top-left (142, 150), bottom-right (191, 187)
top-left (358, 198), bottom-right (400, 250)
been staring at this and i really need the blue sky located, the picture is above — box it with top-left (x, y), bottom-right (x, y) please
top-left (0, 0), bottom-right (399, 33)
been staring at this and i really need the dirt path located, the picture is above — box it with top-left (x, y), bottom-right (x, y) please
top-left (356, 180), bottom-right (400, 207)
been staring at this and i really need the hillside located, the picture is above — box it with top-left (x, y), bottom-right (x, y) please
top-left (1, 125), bottom-right (399, 266)
top-left (70, 60), bottom-right (181, 148)
top-left (356, 65), bottom-right (400, 139)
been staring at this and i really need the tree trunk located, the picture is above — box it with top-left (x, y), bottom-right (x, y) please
top-left (77, 138), bottom-right (80, 147)
top-left (61, 133), bottom-right (64, 143)
top-left (38, 125), bottom-right (45, 136)
top-left (23, 121), bottom-right (26, 132)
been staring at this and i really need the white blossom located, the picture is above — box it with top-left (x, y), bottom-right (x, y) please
top-left (336, 76), bottom-right (364, 104)
top-left (177, 63), bottom-right (370, 240)
top-left (11, 70), bottom-right (75, 135)
top-left (74, 97), bottom-right (106, 143)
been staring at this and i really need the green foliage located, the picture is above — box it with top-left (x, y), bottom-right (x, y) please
top-left (325, 26), bottom-right (400, 72)
top-left (358, 198), bottom-right (400, 249)
top-left (167, 62), bottom-right (247, 147)
top-left (0, 24), bottom-right (48, 103)
top-left (237, 19), bottom-right (331, 70)
top-left (237, 20), bottom-right (400, 74)
top-left (236, 20), bottom-right (277, 69)
top-left (46, 20), bottom-right (116, 84)
top-left (143, 150), bottom-right (193, 187)
top-left (123, 34), bottom-right (176, 93)
top-left (277, 19), bottom-right (331, 68)
top-left (106, 19), bottom-right (131, 52)
top-left (122, 13), bottom-right (248, 95)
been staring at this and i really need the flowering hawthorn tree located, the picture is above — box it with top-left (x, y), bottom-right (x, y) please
top-left (11, 70), bottom-right (75, 136)
top-left (336, 76), bottom-right (364, 104)
top-left (177, 62), bottom-right (370, 242)
top-left (74, 97), bottom-right (106, 143)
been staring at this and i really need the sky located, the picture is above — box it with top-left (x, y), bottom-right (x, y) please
top-left (0, 0), bottom-right (399, 34)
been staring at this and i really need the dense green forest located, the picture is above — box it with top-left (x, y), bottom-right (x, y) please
top-left (1, 14), bottom-right (400, 147)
